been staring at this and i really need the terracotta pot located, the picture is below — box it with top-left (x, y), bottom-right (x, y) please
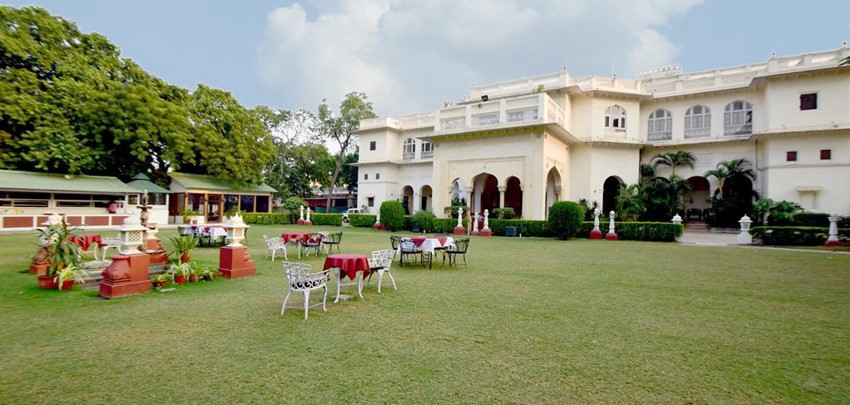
top-left (154, 280), bottom-right (168, 288)
top-left (173, 275), bottom-right (186, 285)
top-left (180, 252), bottom-right (191, 263)
top-left (38, 275), bottom-right (59, 290)
top-left (58, 280), bottom-right (75, 291)
top-left (189, 274), bottom-right (199, 283)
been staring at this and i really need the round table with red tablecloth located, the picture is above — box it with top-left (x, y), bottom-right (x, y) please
top-left (324, 253), bottom-right (371, 303)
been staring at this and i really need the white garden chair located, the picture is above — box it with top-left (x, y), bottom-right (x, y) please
top-left (280, 261), bottom-right (330, 320)
top-left (367, 249), bottom-right (397, 294)
top-left (99, 237), bottom-right (121, 261)
top-left (263, 235), bottom-right (287, 261)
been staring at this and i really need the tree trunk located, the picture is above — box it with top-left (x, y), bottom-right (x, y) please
top-left (325, 152), bottom-right (344, 213)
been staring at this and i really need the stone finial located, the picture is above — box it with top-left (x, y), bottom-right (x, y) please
top-left (225, 212), bottom-right (249, 247)
top-left (671, 214), bottom-right (682, 225)
top-left (737, 215), bottom-right (753, 245)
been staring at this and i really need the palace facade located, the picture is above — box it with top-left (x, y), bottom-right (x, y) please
top-left (355, 46), bottom-right (850, 220)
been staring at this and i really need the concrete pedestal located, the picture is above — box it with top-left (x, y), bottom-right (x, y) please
top-left (590, 230), bottom-right (603, 240)
top-left (146, 238), bottom-right (169, 264)
top-left (372, 224), bottom-right (387, 231)
top-left (478, 229), bottom-right (492, 237)
top-left (605, 232), bottom-right (619, 241)
top-left (219, 245), bottom-right (256, 279)
top-left (453, 226), bottom-right (466, 235)
top-left (29, 248), bottom-right (49, 275)
top-left (100, 254), bottom-right (151, 299)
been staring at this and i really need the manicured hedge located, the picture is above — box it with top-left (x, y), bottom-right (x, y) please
top-left (310, 213), bottom-right (343, 227)
top-left (751, 226), bottom-right (850, 246)
top-left (348, 214), bottom-right (376, 227)
top-left (433, 218), bottom-right (466, 233)
top-left (577, 222), bottom-right (683, 242)
top-left (380, 201), bottom-right (405, 231)
top-left (770, 213), bottom-right (850, 228)
top-left (242, 212), bottom-right (292, 225)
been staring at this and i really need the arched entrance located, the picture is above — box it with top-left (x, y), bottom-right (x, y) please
top-left (419, 185), bottom-right (432, 212)
top-left (401, 185), bottom-right (414, 215)
top-left (686, 176), bottom-right (711, 220)
top-left (545, 168), bottom-right (562, 217)
top-left (505, 176), bottom-right (523, 218)
top-left (602, 176), bottom-right (624, 214)
top-left (471, 173), bottom-right (499, 214)
top-left (451, 178), bottom-right (466, 205)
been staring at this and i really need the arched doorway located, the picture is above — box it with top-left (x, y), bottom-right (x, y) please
top-left (451, 178), bottom-right (466, 205)
top-left (687, 176), bottom-right (710, 219)
top-left (602, 176), bottom-right (624, 214)
top-left (471, 173), bottom-right (499, 214)
top-left (545, 168), bottom-right (562, 217)
top-left (505, 176), bottom-right (523, 218)
top-left (401, 186), bottom-right (414, 215)
top-left (419, 185), bottom-right (432, 212)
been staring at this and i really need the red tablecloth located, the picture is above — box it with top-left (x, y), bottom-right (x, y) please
top-left (411, 236), bottom-right (448, 247)
top-left (69, 235), bottom-right (102, 251)
top-left (281, 232), bottom-right (313, 244)
top-left (323, 254), bottom-right (370, 280)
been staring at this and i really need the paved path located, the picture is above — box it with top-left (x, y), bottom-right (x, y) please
top-left (680, 230), bottom-right (850, 255)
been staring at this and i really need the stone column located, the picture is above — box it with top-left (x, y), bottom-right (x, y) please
top-left (471, 211), bottom-right (480, 235)
top-left (498, 186), bottom-right (507, 208)
top-left (554, 186), bottom-right (562, 202)
top-left (297, 205), bottom-right (305, 225)
top-left (590, 208), bottom-right (603, 240)
top-left (605, 210), bottom-right (618, 240)
top-left (824, 213), bottom-right (842, 247)
top-left (304, 207), bottom-right (313, 226)
top-left (479, 209), bottom-right (492, 236)
top-left (453, 207), bottom-right (466, 235)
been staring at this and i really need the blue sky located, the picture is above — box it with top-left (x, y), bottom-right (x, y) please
top-left (4, 0), bottom-right (850, 117)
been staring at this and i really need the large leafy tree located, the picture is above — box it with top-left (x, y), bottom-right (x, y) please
top-left (179, 85), bottom-right (276, 186)
top-left (316, 92), bottom-right (376, 212)
top-left (0, 6), bottom-right (191, 182)
top-left (1, 6), bottom-right (274, 188)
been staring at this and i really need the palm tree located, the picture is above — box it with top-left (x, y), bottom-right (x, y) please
top-left (652, 151), bottom-right (696, 177)
top-left (616, 184), bottom-right (646, 221)
top-left (704, 159), bottom-right (756, 198)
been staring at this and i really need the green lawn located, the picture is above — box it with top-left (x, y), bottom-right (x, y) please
top-left (1, 225), bottom-right (848, 403)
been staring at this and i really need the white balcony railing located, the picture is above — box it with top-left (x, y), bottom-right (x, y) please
top-left (435, 94), bottom-right (565, 133)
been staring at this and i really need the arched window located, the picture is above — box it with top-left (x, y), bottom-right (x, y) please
top-left (684, 105), bottom-right (711, 138)
top-left (421, 141), bottom-right (434, 158)
top-left (605, 105), bottom-right (626, 129)
top-left (402, 138), bottom-right (416, 160)
top-left (647, 109), bottom-right (672, 140)
top-left (724, 101), bottom-right (752, 135)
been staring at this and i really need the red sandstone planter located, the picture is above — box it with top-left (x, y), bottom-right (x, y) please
top-left (58, 280), bottom-right (75, 291)
top-left (173, 275), bottom-right (186, 285)
top-left (38, 275), bottom-right (59, 290)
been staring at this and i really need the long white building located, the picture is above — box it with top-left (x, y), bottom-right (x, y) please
top-left (355, 46), bottom-right (850, 220)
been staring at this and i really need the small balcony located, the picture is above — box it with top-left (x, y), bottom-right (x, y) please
top-left (435, 93), bottom-right (566, 133)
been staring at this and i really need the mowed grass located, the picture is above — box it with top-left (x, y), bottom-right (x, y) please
top-left (0, 225), bottom-right (848, 403)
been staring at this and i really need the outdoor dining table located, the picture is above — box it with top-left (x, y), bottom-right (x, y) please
top-left (323, 253), bottom-right (370, 303)
top-left (200, 226), bottom-right (228, 247)
top-left (281, 232), bottom-right (316, 258)
top-left (402, 236), bottom-right (454, 269)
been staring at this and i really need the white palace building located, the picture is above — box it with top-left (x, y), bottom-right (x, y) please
top-left (354, 46), bottom-right (850, 220)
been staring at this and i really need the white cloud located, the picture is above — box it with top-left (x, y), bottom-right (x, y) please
top-left (258, 0), bottom-right (703, 117)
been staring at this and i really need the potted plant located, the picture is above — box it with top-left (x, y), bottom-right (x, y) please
top-left (168, 235), bottom-right (198, 263)
top-left (188, 264), bottom-right (201, 283)
top-left (53, 265), bottom-right (86, 291)
top-left (200, 266), bottom-right (219, 281)
top-left (168, 261), bottom-right (195, 285)
top-left (179, 209), bottom-right (199, 224)
top-left (151, 273), bottom-right (171, 288)
top-left (36, 219), bottom-right (81, 289)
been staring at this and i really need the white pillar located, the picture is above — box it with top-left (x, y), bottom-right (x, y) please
top-left (608, 211), bottom-right (616, 235)
top-left (593, 208), bottom-right (601, 232)
top-left (483, 209), bottom-right (490, 230)
top-left (472, 212), bottom-right (480, 233)
top-left (456, 207), bottom-right (463, 228)
top-left (299, 205), bottom-right (305, 221)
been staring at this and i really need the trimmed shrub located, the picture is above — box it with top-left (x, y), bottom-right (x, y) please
top-left (411, 210), bottom-right (436, 232)
top-left (310, 213), bottom-right (343, 226)
top-left (242, 212), bottom-right (292, 225)
top-left (348, 214), bottom-right (376, 227)
top-left (751, 226), bottom-right (850, 246)
top-left (548, 201), bottom-right (585, 240)
top-left (491, 207), bottom-right (516, 220)
top-left (380, 201), bottom-right (405, 231)
top-left (507, 220), bottom-right (552, 237)
top-left (283, 196), bottom-right (307, 222)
